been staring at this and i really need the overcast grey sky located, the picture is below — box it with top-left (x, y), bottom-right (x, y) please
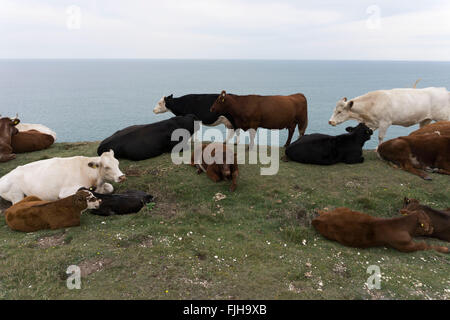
top-left (1, 0), bottom-right (450, 60)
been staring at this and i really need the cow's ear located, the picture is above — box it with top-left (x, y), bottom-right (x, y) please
top-left (345, 126), bottom-right (354, 133)
top-left (12, 119), bottom-right (20, 126)
top-left (347, 101), bottom-right (354, 109)
top-left (88, 162), bottom-right (100, 169)
top-left (403, 197), bottom-right (410, 205)
top-left (221, 90), bottom-right (226, 97)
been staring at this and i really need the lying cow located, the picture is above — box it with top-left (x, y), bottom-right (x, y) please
top-left (4, 190), bottom-right (100, 232)
top-left (191, 143), bottom-right (239, 192)
top-left (210, 91), bottom-right (308, 148)
top-left (78, 187), bottom-right (154, 216)
top-left (409, 121), bottom-right (450, 137)
top-left (401, 198), bottom-right (450, 242)
top-left (329, 87), bottom-right (450, 145)
top-left (0, 150), bottom-right (125, 204)
top-left (312, 207), bottom-right (449, 253)
top-left (97, 115), bottom-right (197, 161)
top-left (11, 130), bottom-right (54, 153)
top-left (0, 116), bottom-right (20, 162)
top-left (377, 134), bottom-right (450, 180)
top-left (16, 123), bottom-right (57, 141)
top-left (285, 123), bottom-right (373, 165)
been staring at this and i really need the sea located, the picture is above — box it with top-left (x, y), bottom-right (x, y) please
top-left (1, 59), bottom-right (449, 150)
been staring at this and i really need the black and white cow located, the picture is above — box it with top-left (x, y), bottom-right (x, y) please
top-left (285, 123), bottom-right (373, 165)
top-left (97, 114), bottom-right (197, 161)
top-left (79, 188), bottom-right (153, 216)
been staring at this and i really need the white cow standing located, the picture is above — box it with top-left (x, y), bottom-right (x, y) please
top-left (329, 87), bottom-right (450, 145)
top-left (0, 150), bottom-right (126, 204)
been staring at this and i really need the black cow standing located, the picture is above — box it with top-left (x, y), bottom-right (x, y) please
top-left (154, 94), bottom-right (236, 128)
top-left (97, 114), bottom-right (197, 161)
top-left (285, 123), bottom-right (373, 165)
top-left (79, 188), bottom-right (154, 216)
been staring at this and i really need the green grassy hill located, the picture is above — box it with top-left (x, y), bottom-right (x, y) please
top-left (0, 142), bottom-right (449, 299)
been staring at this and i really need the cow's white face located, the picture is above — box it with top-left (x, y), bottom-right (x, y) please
top-left (99, 150), bottom-right (126, 183)
top-left (329, 97), bottom-right (354, 126)
top-left (153, 96), bottom-right (168, 114)
top-left (85, 191), bottom-right (102, 209)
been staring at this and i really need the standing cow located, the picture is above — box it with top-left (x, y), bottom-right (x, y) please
top-left (0, 150), bottom-right (125, 204)
top-left (210, 91), bottom-right (308, 148)
top-left (0, 116), bottom-right (20, 162)
top-left (329, 87), bottom-right (450, 145)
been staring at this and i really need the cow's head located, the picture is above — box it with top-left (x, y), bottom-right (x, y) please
top-left (329, 98), bottom-right (355, 126)
top-left (210, 91), bottom-right (228, 113)
top-left (0, 116), bottom-right (20, 139)
top-left (401, 197), bottom-right (421, 211)
top-left (153, 94), bottom-right (173, 114)
top-left (74, 190), bottom-right (102, 210)
top-left (345, 123), bottom-right (373, 141)
top-left (89, 150), bottom-right (126, 183)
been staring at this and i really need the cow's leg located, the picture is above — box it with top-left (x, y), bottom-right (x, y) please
top-left (420, 119), bottom-right (432, 128)
top-left (297, 119), bottom-right (307, 137)
top-left (249, 129), bottom-right (257, 150)
top-left (284, 125), bottom-right (295, 147)
top-left (0, 153), bottom-right (16, 162)
top-left (377, 123), bottom-right (389, 147)
top-left (390, 240), bottom-right (436, 253)
top-left (206, 165), bottom-right (222, 183)
top-left (230, 164), bottom-right (239, 192)
top-left (225, 129), bottom-right (236, 144)
top-left (401, 162), bottom-right (432, 180)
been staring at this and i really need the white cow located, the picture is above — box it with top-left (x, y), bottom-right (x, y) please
top-left (16, 123), bottom-right (57, 141)
top-left (329, 87), bottom-right (450, 145)
top-left (0, 150), bottom-right (125, 204)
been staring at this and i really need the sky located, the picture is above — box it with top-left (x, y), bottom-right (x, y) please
top-left (1, 0), bottom-right (450, 60)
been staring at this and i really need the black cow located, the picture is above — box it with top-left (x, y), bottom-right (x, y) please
top-left (154, 94), bottom-right (236, 128)
top-left (285, 123), bottom-right (373, 165)
top-left (79, 188), bottom-right (154, 216)
top-left (97, 114), bottom-right (197, 161)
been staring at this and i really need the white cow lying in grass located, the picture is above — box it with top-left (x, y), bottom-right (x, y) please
top-left (329, 87), bottom-right (450, 145)
top-left (0, 150), bottom-right (125, 204)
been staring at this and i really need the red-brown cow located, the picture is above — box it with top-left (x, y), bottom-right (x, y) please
top-left (0, 116), bottom-right (20, 162)
top-left (377, 134), bottom-right (450, 180)
top-left (312, 207), bottom-right (449, 253)
top-left (210, 91), bottom-right (308, 147)
top-left (409, 121), bottom-right (450, 137)
top-left (11, 129), bottom-right (54, 153)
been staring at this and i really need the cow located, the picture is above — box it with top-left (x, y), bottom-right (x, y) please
top-left (11, 130), bottom-right (54, 153)
top-left (16, 123), bottom-right (57, 141)
top-left (328, 87), bottom-right (450, 145)
top-left (191, 143), bottom-right (239, 192)
top-left (377, 134), bottom-right (450, 180)
top-left (78, 187), bottom-right (154, 216)
top-left (97, 115), bottom-right (197, 161)
top-left (0, 150), bottom-right (125, 204)
top-left (409, 121), bottom-right (450, 137)
top-left (401, 198), bottom-right (450, 242)
top-left (285, 123), bottom-right (373, 165)
top-left (4, 190), bottom-right (101, 232)
top-left (312, 207), bottom-right (449, 253)
top-left (0, 116), bottom-right (20, 162)
top-left (210, 91), bottom-right (308, 148)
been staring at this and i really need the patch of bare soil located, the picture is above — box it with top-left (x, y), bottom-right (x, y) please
top-left (36, 233), bottom-right (67, 248)
top-left (148, 190), bottom-right (178, 218)
top-left (78, 258), bottom-right (113, 277)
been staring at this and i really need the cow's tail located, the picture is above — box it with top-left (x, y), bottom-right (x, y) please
top-left (413, 78), bottom-right (422, 89)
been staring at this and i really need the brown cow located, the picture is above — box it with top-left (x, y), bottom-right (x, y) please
top-left (4, 190), bottom-right (101, 232)
top-left (312, 207), bottom-right (449, 253)
top-left (409, 121), bottom-right (450, 137)
top-left (401, 198), bottom-right (450, 242)
top-left (377, 134), bottom-right (450, 180)
top-left (191, 143), bottom-right (239, 192)
top-left (11, 129), bottom-right (54, 153)
top-left (210, 91), bottom-right (308, 147)
top-left (0, 116), bottom-right (20, 162)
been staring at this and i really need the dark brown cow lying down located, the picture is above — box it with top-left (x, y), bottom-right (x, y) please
top-left (377, 134), bottom-right (450, 180)
top-left (4, 190), bottom-right (101, 232)
top-left (312, 207), bottom-right (449, 253)
top-left (0, 116), bottom-right (20, 162)
top-left (191, 143), bottom-right (239, 192)
top-left (409, 121), bottom-right (450, 137)
top-left (401, 198), bottom-right (450, 242)
top-left (210, 91), bottom-right (308, 147)
top-left (11, 129), bottom-right (54, 153)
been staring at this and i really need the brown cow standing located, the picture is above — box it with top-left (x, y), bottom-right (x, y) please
top-left (377, 134), bottom-right (450, 180)
top-left (210, 91), bottom-right (308, 147)
top-left (0, 116), bottom-right (20, 162)
top-left (11, 129), bottom-right (54, 153)
top-left (401, 198), bottom-right (450, 242)
top-left (5, 190), bottom-right (101, 232)
top-left (312, 207), bottom-right (449, 253)
top-left (191, 143), bottom-right (239, 192)
top-left (409, 121), bottom-right (450, 137)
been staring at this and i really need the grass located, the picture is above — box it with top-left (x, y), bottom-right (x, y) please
top-left (0, 142), bottom-right (449, 300)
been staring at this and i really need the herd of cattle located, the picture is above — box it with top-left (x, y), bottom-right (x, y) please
top-left (0, 84), bottom-right (449, 253)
